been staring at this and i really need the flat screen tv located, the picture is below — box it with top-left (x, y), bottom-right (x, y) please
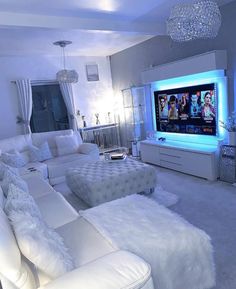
top-left (154, 83), bottom-right (217, 136)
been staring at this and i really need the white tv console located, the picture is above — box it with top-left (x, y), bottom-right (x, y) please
top-left (140, 140), bottom-right (219, 181)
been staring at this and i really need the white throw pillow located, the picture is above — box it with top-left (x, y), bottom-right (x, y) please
top-left (1, 150), bottom-right (27, 168)
top-left (8, 209), bottom-right (75, 279)
top-left (0, 161), bottom-right (19, 180)
top-left (1, 169), bottom-right (28, 197)
top-left (4, 184), bottom-right (41, 217)
top-left (29, 142), bottom-right (53, 162)
top-left (55, 134), bottom-right (79, 156)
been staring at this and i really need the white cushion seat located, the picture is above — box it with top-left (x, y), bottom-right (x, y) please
top-left (36, 192), bottom-right (79, 229)
top-left (22, 175), bottom-right (79, 229)
top-left (23, 175), bottom-right (54, 199)
top-left (44, 153), bottom-right (97, 185)
top-left (56, 217), bottom-right (115, 267)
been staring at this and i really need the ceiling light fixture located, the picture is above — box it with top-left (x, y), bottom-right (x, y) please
top-left (53, 40), bottom-right (78, 83)
top-left (167, 0), bottom-right (221, 42)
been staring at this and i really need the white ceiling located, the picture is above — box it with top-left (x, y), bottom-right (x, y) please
top-left (0, 0), bottom-right (234, 57)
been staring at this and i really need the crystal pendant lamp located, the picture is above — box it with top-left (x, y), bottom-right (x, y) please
top-left (167, 0), bottom-right (221, 42)
top-left (53, 40), bottom-right (78, 83)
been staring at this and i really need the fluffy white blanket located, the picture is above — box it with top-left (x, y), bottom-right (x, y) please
top-left (81, 194), bottom-right (215, 289)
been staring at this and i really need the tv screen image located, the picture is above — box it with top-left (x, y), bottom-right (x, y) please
top-left (154, 83), bottom-right (216, 136)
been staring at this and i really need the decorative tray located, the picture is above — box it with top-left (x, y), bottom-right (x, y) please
top-left (105, 155), bottom-right (127, 163)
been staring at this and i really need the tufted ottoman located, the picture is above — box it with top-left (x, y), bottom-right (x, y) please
top-left (66, 158), bottom-right (157, 206)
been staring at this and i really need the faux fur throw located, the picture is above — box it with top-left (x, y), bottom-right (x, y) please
top-left (81, 194), bottom-right (215, 289)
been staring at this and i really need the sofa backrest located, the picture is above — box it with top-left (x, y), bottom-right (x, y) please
top-left (0, 130), bottom-right (83, 158)
top-left (0, 208), bottom-right (36, 289)
top-left (32, 129), bottom-right (83, 157)
top-left (0, 135), bottom-right (32, 154)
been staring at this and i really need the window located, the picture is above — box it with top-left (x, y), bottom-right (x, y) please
top-left (30, 84), bottom-right (69, 133)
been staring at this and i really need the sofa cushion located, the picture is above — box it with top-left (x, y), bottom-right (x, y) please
top-left (8, 209), bottom-right (75, 279)
top-left (44, 153), bottom-right (96, 185)
top-left (0, 134), bottom-right (32, 154)
top-left (1, 170), bottom-right (29, 197)
top-left (32, 130), bottom-right (82, 157)
top-left (55, 134), bottom-right (79, 156)
top-left (78, 143), bottom-right (99, 155)
top-left (24, 175), bottom-right (55, 199)
top-left (56, 217), bottom-right (115, 267)
top-left (35, 191), bottom-right (79, 229)
top-left (0, 208), bottom-right (36, 289)
top-left (4, 184), bottom-right (41, 218)
top-left (29, 142), bottom-right (53, 162)
top-left (19, 162), bottom-right (48, 180)
top-left (1, 150), bottom-right (28, 168)
top-left (0, 161), bottom-right (19, 180)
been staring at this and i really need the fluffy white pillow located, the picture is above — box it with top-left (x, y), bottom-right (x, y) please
top-left (1, 150), bottom-right (27, 168)
top-left (4, 184), bottom-right (41, 217)
top-left (0, 161), bottom-right (19, 180)
top-left (8, 210), bottom-right (75, 279)
top-left (1, 169), bottom-right (28, 197)
top-left (55, 134), bottom-right (79, 156)
top-left (29, 142), bottom-right (53, 162)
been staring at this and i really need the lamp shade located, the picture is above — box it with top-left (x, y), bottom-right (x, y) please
top-left (54, 40), bottom-right (79, 83)
top-left (56, 69), bottom-right (79, 83)
top-left (167, 0), bottom-right (221, 42)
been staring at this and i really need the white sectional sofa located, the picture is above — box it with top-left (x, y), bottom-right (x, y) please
top-left (0, 173), bottom-right (154, 289)
top-left (0, 130), bottom-right (99, 185)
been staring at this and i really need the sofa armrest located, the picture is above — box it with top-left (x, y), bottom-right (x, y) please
top-left (39, 250), bottom-right (152, 289)
top-left (78, 143), bottom-right (99, 156)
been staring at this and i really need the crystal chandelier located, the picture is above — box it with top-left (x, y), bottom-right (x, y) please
top-left (167, 0), bottom-right (221, 42)
top-left (53, 40), bottom-right (78, 83)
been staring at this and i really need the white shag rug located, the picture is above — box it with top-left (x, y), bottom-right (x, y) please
top-left (54, 182), bottom-right (179, 209)
top-left (80, 194), bottom-right (215, 289)
top-left (149, 184), bottom-right (179, 207)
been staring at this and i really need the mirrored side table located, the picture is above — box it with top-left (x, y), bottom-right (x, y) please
top-left (220, 145), bottom-right (236, 183)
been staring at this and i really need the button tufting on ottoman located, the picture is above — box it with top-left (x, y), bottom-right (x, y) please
top-left (66, 158), bottom-right (157, 207)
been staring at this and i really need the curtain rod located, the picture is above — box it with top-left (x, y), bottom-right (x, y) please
top-left (11, 79), bottom-right (58, 85)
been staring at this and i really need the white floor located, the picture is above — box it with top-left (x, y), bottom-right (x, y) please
top-left (56, 165), bottom-right (236, 289)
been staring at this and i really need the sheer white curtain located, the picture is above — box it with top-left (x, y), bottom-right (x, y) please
top-left (16, 79), bottom-right (33, 134)
top-left (59, 82), bottom-right (78, 130)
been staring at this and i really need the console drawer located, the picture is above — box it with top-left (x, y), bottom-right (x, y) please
top-left (140, 140), bottom-right (218, 180)
top-left (160, 160), bottom-right (182, 171)
top-left (141, 143), bottom-right (160, 165)
top-left (160, 147), bottom-right (183, 158)
top-left (159, 153), bottom-right (182, 164)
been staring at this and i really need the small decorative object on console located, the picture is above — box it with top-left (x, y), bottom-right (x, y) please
top-left (220, 111), bottom-right (236, 146)
top-left (220, 111), bottom-right (236, 132)
top-left (95, 113), bottom-right (100, 125)
top-left (82, 116), bottom-right (87, 128)
top-left (110, 153), bottom-right (126, 160)
top-left (158, 137), bottom-right (166, 141)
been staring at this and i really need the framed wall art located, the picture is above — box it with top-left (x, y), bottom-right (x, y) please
top-left (86, 64), bottom-right (99, 81)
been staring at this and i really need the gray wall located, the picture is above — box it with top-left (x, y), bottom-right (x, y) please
top-left (110, 1), bottom-right (236, 113)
